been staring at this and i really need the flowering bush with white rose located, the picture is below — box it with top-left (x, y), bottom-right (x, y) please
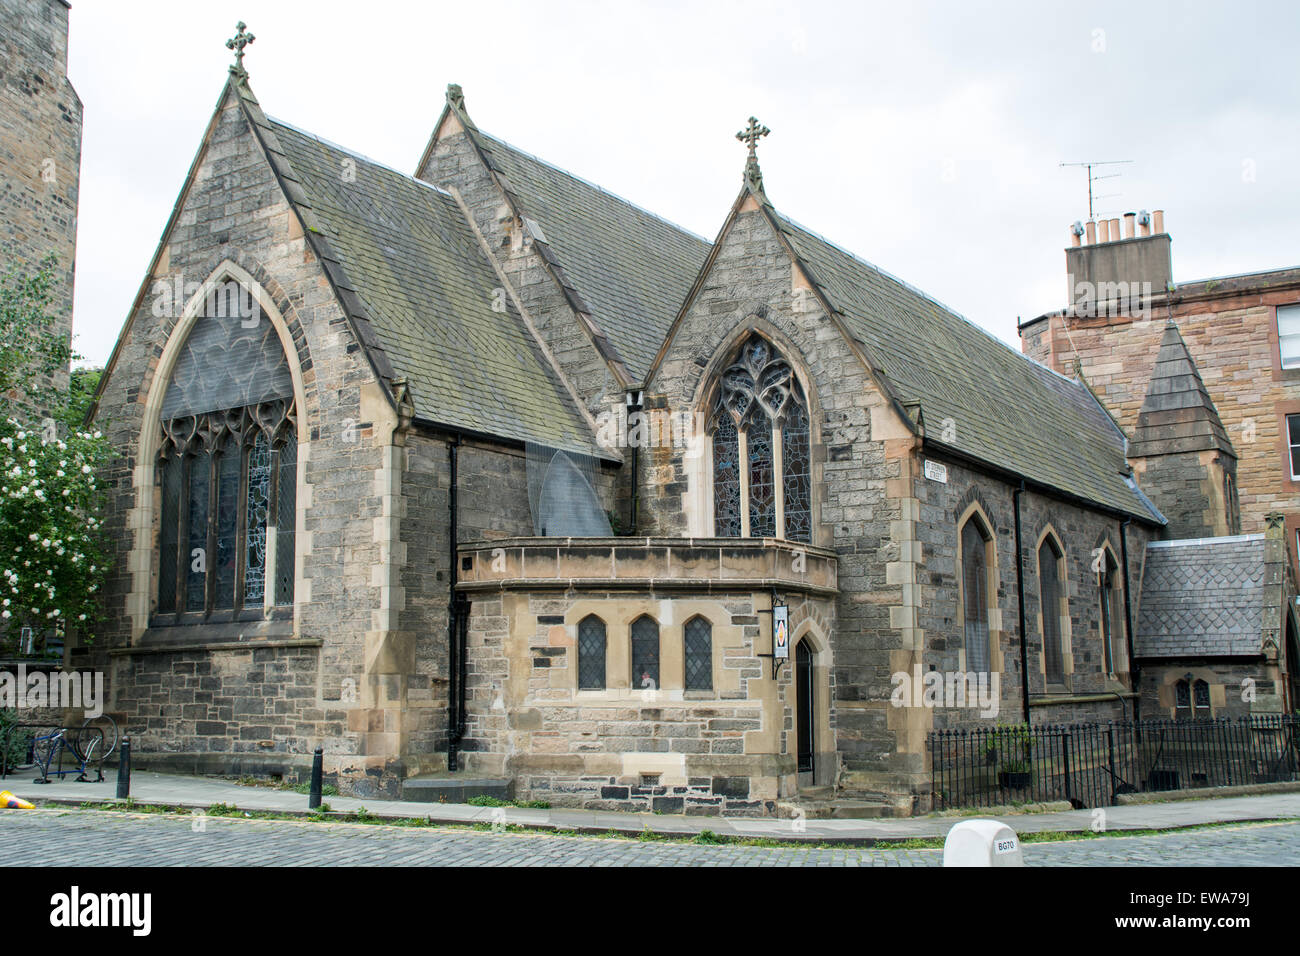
top-left (1, 256), bottom-right (114, 653)
top-left (0, 416), bottom-right (112, 648)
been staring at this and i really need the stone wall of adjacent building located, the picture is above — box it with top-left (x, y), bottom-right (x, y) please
top-left (0, 0), bottom-right (81, 396)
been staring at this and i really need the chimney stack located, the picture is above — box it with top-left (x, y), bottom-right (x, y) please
top-left (1065, 204), bottom-right (1173, 313)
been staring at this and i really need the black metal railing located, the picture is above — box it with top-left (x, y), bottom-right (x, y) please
top-left (928, 715), bottom-right (1300, 810)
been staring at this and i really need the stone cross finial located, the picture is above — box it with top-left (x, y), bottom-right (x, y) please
top-left (447, 83), bottom-right (465, 110)
top-left (736, 116), bottom-right (770, 158)
top-left (226, 21), bottom-right (255, 77)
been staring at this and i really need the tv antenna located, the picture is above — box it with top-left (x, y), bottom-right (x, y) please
top-left (1060, 159), bottom-right (1133, 220)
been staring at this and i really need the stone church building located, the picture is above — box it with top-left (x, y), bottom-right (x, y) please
top-left (82, 36), bottom-right (1298, 814)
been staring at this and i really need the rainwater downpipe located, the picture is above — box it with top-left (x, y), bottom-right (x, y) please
top-left (447, 434), bottom-right (464, 771)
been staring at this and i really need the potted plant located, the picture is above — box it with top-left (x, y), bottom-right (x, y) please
top-left (998, 757), bottom-right (1031, 789)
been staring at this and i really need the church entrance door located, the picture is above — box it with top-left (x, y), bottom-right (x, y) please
top-left (795, 639), bottom-right (814, 780)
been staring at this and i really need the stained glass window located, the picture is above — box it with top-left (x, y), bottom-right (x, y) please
top-left (709, 333), bottom-right (812, 542)
top-left (1175, 679), bottom-right (1191, 719)
top-left (158, 456), bottom-right (182, 613)
top-left (962, 517), bottom-right (990, 674)
top-left (746, 418), bottom-right (775, 538)
top-left (185, 452), bottom-right (210, 613)
top-left (214, 447), bottom-right (240, 610)
top-left (577, 615), bottom-right (606, 690)
top-left (244, 434), bottom-right (271, 604)
top-left (1039, 538), bottom-right (1064, 684)
top-left (712, 410), bottom-right (741, 537)
top-left (275, 439), bottom-right (297, 607)
top-left (155, 294), bottom-right (297, 622)
top-left (684, 617), bottom-right (712, 691)
top-left (631, 615), bottom-right (660, 689)
top-left (782, 399), bottom-right (811, 544)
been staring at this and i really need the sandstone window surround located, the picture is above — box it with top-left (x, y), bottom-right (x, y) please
top-left (705, 334), bottom-right (812, 543)
top-left (153, 307), bottom-right (297, 626)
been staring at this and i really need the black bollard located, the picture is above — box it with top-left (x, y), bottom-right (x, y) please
top-left (308, 746), bottom-right (323, 809)
top-left (116, 736), bottom-right (131, 799)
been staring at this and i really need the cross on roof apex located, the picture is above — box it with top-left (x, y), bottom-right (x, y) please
top-left (736, 116), bottom-right (770, 158)
top-left (226, 21), bottom-right (255, 79)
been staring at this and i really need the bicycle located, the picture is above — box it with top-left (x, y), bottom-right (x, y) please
top-left (76, 714), bottom-right (119, 761)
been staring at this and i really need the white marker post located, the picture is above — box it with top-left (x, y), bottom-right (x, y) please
top-left (942, 819), bottom-right (1024, 867)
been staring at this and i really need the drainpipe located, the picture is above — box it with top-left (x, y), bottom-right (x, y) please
top-left (1120, 518), bottom-right (1139, 723)
top-left (1014, 481), bottom-right (1030, 725)
top-left (447, 434), bottom-right (463, 771)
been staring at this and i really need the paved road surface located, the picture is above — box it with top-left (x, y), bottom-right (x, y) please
top-left (0, 809), bottom-right (1295, 866)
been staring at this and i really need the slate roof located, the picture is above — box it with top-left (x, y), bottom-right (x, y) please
top-left (1129, 322), bottom-right (1235, 458)
top-left (265, 119), bottom-right (603, 458)
top-left (768, 211), bottom-right (1162, 521)
top-left (1136, 535), bottom-right (1267, 658)
top-left (475, 132), bottom-right (712, 382)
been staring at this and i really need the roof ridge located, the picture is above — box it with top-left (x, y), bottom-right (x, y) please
top-left (478, 130), bottom-right (712, 247)
top-left (1147, 533), bottom-right (1264, 549)
top-left (267, 115), bottom-right (453, 198)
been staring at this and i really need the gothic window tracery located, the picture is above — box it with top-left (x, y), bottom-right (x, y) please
top-left (706, 334), bottom-right (812, 542)
top-left (155, 308), bottom-right (297, 622)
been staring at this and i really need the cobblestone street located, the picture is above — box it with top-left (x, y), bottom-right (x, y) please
top-left (1, 809), bottom-right (1296, 866)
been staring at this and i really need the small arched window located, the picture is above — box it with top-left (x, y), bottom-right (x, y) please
top-left (630, 615), bottom-right (660, 689)
top-left (707, 334), bottom-right (811, 542)
top-left (1039, 536), bottom-right (1065, 685)
top-left (1174, 678), bottom-right (1211, 719)
top-left (156, 294), bottom-right (297, 622)
top-left (961, 515), bottom-right (992, 673)
top-left (684, 616), bottom-right (713, 691)
top-left (577, 615), bottom-right (607, 690)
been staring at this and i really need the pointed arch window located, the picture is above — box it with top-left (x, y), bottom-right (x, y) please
top-left (155, 300), bottom-right (297, 623)
top-left (577, 615), bottom-right (607, 690)
top-left (961, 515), bottom-right (992, 674)
top-left (684, 616), bottom-right (713, 691)
top-left (1039, 536), bottom-right (1065, 685)
top-left (1098, 548), bottom-right (1125, 675)
top-left (707, 334), bottom-right (812, 542)
top-left (631, 615), bottom-right (660, 690)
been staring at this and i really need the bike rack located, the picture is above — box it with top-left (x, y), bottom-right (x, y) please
top-left (1, 721), bottom-right (105, 785)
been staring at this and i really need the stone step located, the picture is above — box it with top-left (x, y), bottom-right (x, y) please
top-left (776, 797), bottom-right (898, 819)
top-left (401, 774), bottom-right (511, 804)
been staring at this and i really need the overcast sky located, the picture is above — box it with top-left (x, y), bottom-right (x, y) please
top-left (65, 0), bottom-right (1300, 369)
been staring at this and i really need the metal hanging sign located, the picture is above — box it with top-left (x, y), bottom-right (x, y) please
top-left (773, 602), bottom-right (790, 660)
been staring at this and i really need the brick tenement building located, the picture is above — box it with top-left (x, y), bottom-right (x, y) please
top-left (0, 0), bottom-right (81, 391)
top-left (1020, 216), bottom-right (1300, 570)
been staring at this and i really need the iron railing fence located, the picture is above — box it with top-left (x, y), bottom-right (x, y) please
top-left (928, 715), bottom-right (1300, 810)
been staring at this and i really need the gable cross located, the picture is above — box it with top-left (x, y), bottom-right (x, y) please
top-left (226, 21), bottom-right (256, 77)
top-left (736, 116), bottom-right (770, 158)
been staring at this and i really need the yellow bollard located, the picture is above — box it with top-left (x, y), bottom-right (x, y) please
top-left (0, 790), bottom-right (35, 809)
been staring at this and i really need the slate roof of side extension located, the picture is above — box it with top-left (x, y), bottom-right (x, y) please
top-left (1129, 322), bottom-right (1235, 458)
top-left (1135, 535), bottom-right (1267, 658)
top-left (266, 119), bottom-right (603, 458)
top-left (477, 132), bottom-right (712, 381)
top-left (768, 212), bottom-right (1163, 521)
